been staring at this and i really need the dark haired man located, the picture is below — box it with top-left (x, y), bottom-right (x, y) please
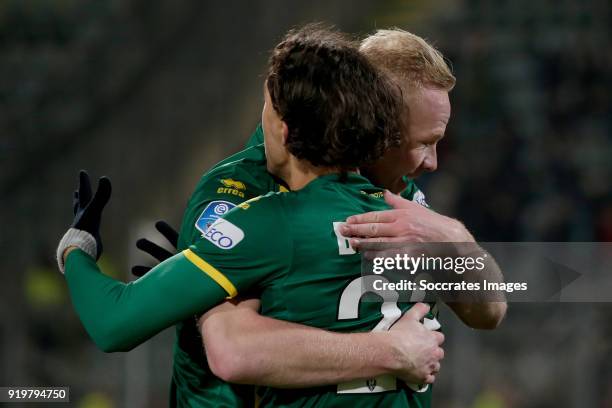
top-left (57, 25), bottom-right (444, 407)
top-left (160, 28), bottom-right (506, 407)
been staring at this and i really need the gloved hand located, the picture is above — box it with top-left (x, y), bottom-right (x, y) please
top-left (57, 170), bottom-right (112, 273)
top-left (131, 221), bottom-right (179, 277)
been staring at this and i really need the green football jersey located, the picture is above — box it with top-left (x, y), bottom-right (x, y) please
top-left (187, 172), bottom-right (434, 407)
top-left (170, 124), bottom-right (430, 407)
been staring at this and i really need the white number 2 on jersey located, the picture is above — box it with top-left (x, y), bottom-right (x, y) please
top-left (332, 221), bottom-right (433, 394)
top-left (336, 276), bottom-right (434, 394)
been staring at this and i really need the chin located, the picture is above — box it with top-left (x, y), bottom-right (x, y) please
top-left (405, 170), bottom-right (423, 180)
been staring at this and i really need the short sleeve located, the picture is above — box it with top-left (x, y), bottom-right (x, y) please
top-left (184, 194), bottom-right (291, 298)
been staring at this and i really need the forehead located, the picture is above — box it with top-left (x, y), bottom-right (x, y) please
top-left (407, 87), bottom-right (450, 124)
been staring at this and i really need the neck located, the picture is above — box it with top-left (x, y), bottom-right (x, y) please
top-left (280, 156), bottom-right (350, 191)
top-left (361, 165), bottom-right (406, 194)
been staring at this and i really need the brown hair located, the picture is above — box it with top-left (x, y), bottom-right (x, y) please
top-left (266, 24), bottom-right (402, 170)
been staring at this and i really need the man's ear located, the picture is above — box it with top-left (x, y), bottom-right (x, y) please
top-left (281, 121), bottom-right (289, 145)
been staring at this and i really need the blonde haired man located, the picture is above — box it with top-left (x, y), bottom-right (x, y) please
top-left (193, 28), bottom-right (506, 405)
top-left (343, 29), bottom-right (506, 329)
top-left (137, 28), bottom-right (506, 407)
top-left (360, 28), bottom-right (456, 192)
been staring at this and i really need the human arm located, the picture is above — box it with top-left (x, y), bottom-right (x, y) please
top-left (341, 190), bottom-right (473, 243)
top-left (200, 301), bottom-right (443, 388)
top-left (63, 248), bottom-right (228, 352)
top-left (340, 190), bottom-right (507, 329)
top-left (57, 171), bottom-right (232, 352)
top-left (443, 254), bottom-right (507, 330)
top-left (130, 217), bottom-right (445, 387)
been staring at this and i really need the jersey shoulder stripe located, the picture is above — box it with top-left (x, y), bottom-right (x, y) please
top-left (182, 249), bottom-right (238, 298)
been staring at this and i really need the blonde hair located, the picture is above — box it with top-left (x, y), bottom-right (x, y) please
top-left (359, 28), bottom-right (455, 93)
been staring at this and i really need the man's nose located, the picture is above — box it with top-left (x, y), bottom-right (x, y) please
top-left (423, 148), bottom-right (438, 172)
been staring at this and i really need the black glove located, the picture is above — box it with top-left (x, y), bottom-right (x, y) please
top-left (57, 170), bottom-right (111, 273)
top-left (71, 170), bottom-right (112, 259)
top-left (131, 220), bottom-right (179, 277)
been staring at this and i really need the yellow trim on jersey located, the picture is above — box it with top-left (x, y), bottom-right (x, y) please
top-left (279, 185), bottom-right (289, 193)
top-left (182, 249), bottom-right (238, 299)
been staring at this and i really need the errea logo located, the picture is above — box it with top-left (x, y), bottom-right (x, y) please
top-left (221, 178), bottom-right (245, 190)
top-left (217, 178), bottom-right (246, 198)
top-left (204, 218), bottom-right (244, 250)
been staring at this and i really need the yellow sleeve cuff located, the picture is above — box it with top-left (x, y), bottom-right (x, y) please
top-left (182, 249), bottom-right (238, 299)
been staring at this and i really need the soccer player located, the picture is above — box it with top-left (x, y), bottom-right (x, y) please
top-left (135, 29), bottom-right (472, 408)
top-left (130, 28), bottom-right (505, 407)
top-left (57, 25), bottom-right (444, 407)
top-left (183, 29), bottom-right (504, 405)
